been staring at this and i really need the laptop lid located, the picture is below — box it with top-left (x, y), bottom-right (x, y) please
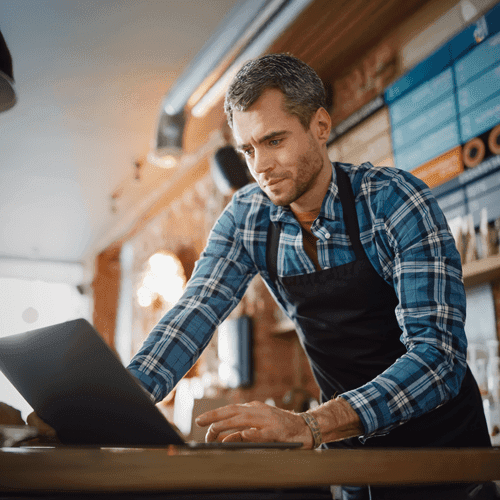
top-left (0, 318), bottom-right (184, 446)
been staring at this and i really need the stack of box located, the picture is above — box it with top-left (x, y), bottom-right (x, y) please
top-left (389, 65), bottom-right (461, 178)
top-left (385, 45), bottom-right (462, 188)
top-left (451, 5), bottom-right (500, 226)
top-left (385, 2), bottom-right (500, 189)
top-left (455, 32), bottom-right (500, 163)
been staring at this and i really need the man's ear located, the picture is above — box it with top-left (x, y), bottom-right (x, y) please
top-left (311, 107), bottom-right (331, 144)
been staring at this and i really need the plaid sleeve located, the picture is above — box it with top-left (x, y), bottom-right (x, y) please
top-left (340, 170), bottom-right (468, 440)
top-left (127, 201), bottom-right (258, 402)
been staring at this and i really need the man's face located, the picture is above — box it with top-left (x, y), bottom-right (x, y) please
top-left (232, 88), bottom-right (328, 210)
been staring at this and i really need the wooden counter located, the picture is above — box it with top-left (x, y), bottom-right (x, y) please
top-left (1, 446), bottom-right (500, 494)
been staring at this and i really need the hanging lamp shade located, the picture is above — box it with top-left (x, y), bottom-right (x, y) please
top-left (0, 31), bottom-right (16, 112)
top-left (210, 145), bottom-right (250, 196)
top-left (147, 109), bottom-right (185, 169)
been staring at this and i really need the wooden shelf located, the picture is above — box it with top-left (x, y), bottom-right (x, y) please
top-left (463, 254), bottom-right (500, 288)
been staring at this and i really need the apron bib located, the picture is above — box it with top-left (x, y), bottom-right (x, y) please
top-left (266, 164), bottom-right (490, 449)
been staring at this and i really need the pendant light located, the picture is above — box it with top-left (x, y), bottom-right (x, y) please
top-left (147, 107), bottom-right (185, 169)
top-left (210, 145), bottom-right (250, 196)
top-left (0, 31), bottom-right (16, 112)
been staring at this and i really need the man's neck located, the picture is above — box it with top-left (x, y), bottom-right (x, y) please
top-left (290, 160), bottom-right (332, 217)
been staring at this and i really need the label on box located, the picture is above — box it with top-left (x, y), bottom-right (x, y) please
top-left (457, 62), bottom-right (500, 114)
top-left (410, 146), bottom-right (463, 189)
top-left (385, 43), bottom-right (452, 103)
top-left (460, 92), bottom-right (500, 142)
top-left (465, 169), bottom-right (500, 200)
top-left (393, 94), bottom-right (457, 151)
top-left (395, 122), bottom-right (460, 172)
top-left (454, 31), bottom-right (500, 87)
top-left (436, 186), bottom-right (466, 211)
top-left (389, 69), bottom-right (454, 126)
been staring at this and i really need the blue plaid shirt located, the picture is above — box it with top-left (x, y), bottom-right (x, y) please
top-left (128, 162), bottom-right (467, 440)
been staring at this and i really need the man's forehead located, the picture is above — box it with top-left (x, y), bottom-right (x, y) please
top-left (232, 116), bottom-right (280, 149)
top-left (231, 107), bottom-right (261, 145)
top-left (231, 91), bottom-right (293, 144)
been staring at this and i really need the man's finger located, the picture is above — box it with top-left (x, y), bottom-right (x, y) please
top-left (205, 423), bottom-right (250, 442)
top-left (240, 427), bottom-right (269, 442)
top-left (221, 431), bottom-right (243, 443)
top-left (209, 413), bottom-right (254, 433)
top-left (26, 412), bottom-right (57, 438)
top-left (197, 401), bottom-right (271, 428)
top-left (196, 404), bottom-right (241, 427)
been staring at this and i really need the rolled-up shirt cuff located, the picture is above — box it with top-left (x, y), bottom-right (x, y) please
top-left (338, 386), bottom-right (393, 442)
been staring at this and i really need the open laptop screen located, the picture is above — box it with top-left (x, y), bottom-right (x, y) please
top-left (0, 319), bottom-right (184, 446)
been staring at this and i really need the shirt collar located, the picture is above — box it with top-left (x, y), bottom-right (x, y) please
top-left (269, 163), bottom-right (341, 224)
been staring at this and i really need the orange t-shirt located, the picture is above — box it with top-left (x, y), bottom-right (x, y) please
top-left (292, 209), bottom-right (321, 271)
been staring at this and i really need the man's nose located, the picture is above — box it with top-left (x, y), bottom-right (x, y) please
top-left (252, 150), bottom-right (273, 175)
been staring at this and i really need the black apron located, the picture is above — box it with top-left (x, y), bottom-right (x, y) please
top-left (266, 164), bottom-right (490, 451)
top-left (266, 165), bottom-right (492, 498)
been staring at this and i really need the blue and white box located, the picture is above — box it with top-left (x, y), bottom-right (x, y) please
top-left (457, 62), bottom-right (500, 114)
top-left (459, 92), bottom-right (500, 142)
top-left (465, 169), bottom-right (500, 201)
top-left (389, 68), bottom-right (454, 126)
top-left (394, 121), bottom-right (460, 172)
top-left (385, 43), bottom-right (452, 103)
top-left (454, 31), bottom-right (500, 87)
top-left (392, 94), bottom-right (457, 150)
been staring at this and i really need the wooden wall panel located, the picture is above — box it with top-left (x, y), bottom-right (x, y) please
top-left (328, 107), bottom-right (393, 167)
top-left (183, 97), bottom-right (227, 154)
top-left (92, 243), bottom-right (121, 348)
top-left (269, 0), bottom-right (436, 80)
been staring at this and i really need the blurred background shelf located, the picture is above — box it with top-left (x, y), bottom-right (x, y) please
top-left (463, 254), bottom-right (500, 288)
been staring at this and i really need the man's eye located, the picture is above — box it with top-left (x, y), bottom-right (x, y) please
top-left (243, 149), bottom-right (253, 157)
top-left (269, 139), bottom-right (282, 147)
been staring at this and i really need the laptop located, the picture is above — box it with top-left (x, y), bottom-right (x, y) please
top-left (0, 318), bottom-right (301, 449)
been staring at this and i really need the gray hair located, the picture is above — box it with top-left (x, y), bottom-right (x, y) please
top-left (224, 53), bottom-right (326, 130)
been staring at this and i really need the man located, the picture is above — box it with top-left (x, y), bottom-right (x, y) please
top-left (126, 54), bottom-right (492, 498)
top-left (24, 54), bottom-right (492, 498)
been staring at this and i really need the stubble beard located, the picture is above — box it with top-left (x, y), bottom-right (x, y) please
top-left (268, 139), bottom-right (324, 207)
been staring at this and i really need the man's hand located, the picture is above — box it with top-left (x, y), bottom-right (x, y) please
top-left (26, 412), bottom-right (58, 443)
top-left (195, 400), bottom-right (314, 449)
top-left (0, 402), bottom-right (25, 426)
top-left (0, 404), bottom-right (58, 446)
top-left (0, 404), bottom-right (58, 441)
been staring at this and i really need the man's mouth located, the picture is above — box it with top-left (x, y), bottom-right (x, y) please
top-left (265, 177), bottom-right (285, 188)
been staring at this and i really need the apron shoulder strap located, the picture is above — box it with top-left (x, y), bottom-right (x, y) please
top-left (334, 164), bottom-right (366, 261)
top-left (266, 220), bottom-right (279, 283)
